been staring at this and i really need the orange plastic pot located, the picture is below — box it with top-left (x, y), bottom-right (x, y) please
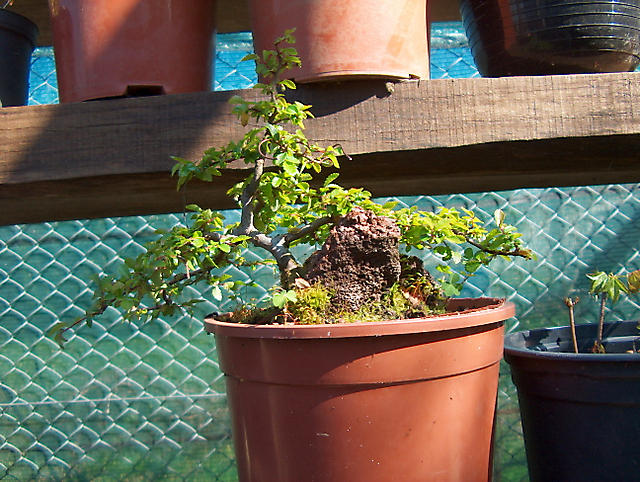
top-left (248, 0), bottom-right (430, 82)
top-left (48, 0), bottom-right (217, 103)
top-left (206, 297), bottom-right (514, 482)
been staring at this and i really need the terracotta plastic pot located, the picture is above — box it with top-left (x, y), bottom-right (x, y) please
top-left (48, 0), bottom-right (217, 103)
top-left (206, 297), bottom-right (515, 482)
top-left (459, 0), bottom-right (640, 76)
top-left (248, 0), bottom-right (430, 82)
top-left (0, 9), bottom-right (38, 107)
top-left (504, 321), bottom-right (640, 482)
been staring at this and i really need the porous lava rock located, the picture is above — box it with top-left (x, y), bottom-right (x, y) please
top-left (303, 207), bottom-right (402, 311)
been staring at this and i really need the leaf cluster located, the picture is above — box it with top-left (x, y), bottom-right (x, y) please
top-left (565, 269), bottom-right (640, 354)
top-left (587, 269), bottom-right (640, 303)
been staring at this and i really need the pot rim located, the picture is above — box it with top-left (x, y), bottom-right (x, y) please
top-left (504, 321), bottom-right (640, 361)
top-left (0, 9), bottom-right (38, 46)
top-left (205, 296), bottom-right (514, 339)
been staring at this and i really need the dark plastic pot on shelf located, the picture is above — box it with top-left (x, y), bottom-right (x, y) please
top-left (0, 9), bottom-right (38, 107)
top-left (460, 0), bottom-right (640, 76)
top-left (504, 321), bottom-right (640, 482)
top-left (207, 298), bottom-right (515, 482)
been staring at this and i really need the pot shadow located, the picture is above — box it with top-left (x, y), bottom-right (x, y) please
top-left (285, 79), bottom-right (395, 118)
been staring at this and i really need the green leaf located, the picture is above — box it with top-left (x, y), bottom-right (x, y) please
top-left (628, 270), bottom-right (640, 293)
top-left (280, 79), bottom-right (296, 90)
top-left (240, 53), bottom-right (259, 62)
top-left (323, 172), bottom-right (339, 187)
top-left (47, 322), bottom-right (68, 338)
top-left (272, 289), bottom-right (298, 308)
top-left (442, 282), bottom-right (461, 297)
top-left (283, 161), bottom-right (298, 176)
top-left (211, 285), bottom-right (223, 301)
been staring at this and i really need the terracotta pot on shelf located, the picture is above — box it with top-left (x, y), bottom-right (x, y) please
top-left (248, 0), bottom-right (430, 82)
top-left (0, 9), bottom-right (38, 107)
top-left (48, 0), bottom-right (217, 103)
top-left (206, 297), bottom-right (515, 482)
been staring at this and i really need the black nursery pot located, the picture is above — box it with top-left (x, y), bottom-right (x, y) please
top-left (460, 0), bottom-right (640, 76)
top-left (0, 9), bottom-right (38, 107)
top-left (504, 321), bottom-right (640, 482)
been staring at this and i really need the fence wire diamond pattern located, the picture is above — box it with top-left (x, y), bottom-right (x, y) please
top-left (3, 26), bottom-right (640, 482)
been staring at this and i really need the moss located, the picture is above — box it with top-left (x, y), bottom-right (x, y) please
top-left (221, 256), bottom-right (450, 326)
top-left (284, 271), bottom-right (448, 325)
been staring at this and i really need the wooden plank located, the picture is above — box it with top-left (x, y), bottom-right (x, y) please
top-left (2, 72), bottom-right (640, 225)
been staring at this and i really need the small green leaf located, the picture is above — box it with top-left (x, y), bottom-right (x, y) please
top-left (628, 270), bottom-right (640, 293)
top-left (323, 173), bottom-right (339, 187)
top-left (240, 53), bottom-right (259, 62)
top-left (211, 285), bottom-right (222, 301)
top-left (272, 289), bottom-right (297, 308)
top-left (283, 161), bottom-right (298, 176)
top-left (442, 282), bottom-right (461, 297)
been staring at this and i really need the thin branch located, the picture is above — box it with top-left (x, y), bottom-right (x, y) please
top-left (250, 232), bottom-right (300, 289)
top-left (565, 297), bottom-right (579, 353)
top-left (593, 293), bottom-right (607, 353)
top-left (457, 231), bottom-right (530, 258)
top-left (284, 216), bottom-right (335, 246)
top-left (237, 158), bottom-right (265, 234)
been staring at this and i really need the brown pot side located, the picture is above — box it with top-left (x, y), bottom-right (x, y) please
top-left (226, 362), bottom-right (501, 482)
top-left (248, 0), bottom-right (430, 82)
top-left (49, 0), bottom-right (217, 102)
top-left (210, 298), bottom-right (513, 482)
top-left (215, 320), bottom-right (505, 385)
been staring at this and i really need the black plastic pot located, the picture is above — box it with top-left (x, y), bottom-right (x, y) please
top-left (460, 0), bottom-right (640, 76)
top-left (0, 9), bottom-right (38, 107)
top-left (504, 321), bottom-right (640, 482)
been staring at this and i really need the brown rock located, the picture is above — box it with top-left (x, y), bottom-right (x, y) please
top-left (303, 207), bottom-right (402, 312)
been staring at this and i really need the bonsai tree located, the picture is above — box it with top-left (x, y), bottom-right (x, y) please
top-left (50, 31), bottom-right (532, 348)
top-left (565, 269), bottom-right (640, 353)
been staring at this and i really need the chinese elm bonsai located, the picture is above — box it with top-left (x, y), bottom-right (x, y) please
top-left (50, 31), bottom-right (533, 347)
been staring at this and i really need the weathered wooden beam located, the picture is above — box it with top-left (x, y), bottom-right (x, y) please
top-left (2, 72), bottom-right (640, 225)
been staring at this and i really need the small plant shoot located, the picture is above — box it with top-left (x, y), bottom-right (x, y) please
top-left (565, 269), bottom-right (640, 353)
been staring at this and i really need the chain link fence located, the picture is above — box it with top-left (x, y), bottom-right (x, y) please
top-left (3, 25), bottom-right (640, 482)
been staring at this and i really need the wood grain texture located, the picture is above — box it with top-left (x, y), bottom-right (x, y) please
top-left (2, 73), bottom-right (640, 225)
